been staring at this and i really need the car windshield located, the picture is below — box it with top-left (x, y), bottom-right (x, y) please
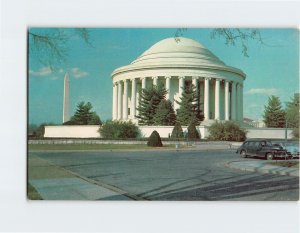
top-left (285, 142), bottom-right (299, 147)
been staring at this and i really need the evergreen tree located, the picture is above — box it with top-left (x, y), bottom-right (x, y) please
top-left (153, 100), bottom-right (176, 126)
top-left (286, 93), bottom-right (299, 138)
top-left (136, 84), bottom-right (167, 125)
top-left (176, 83), bottom-right (203, 125)
top-left (171, 122), bottom-right (184, 139)
top-left (187, 121), bottom-right (200, 139)
top-left (64, 101), bottom-right (102, 125)
top-left (286, 93), bottom-right (299, 128)
top-left (147, 130), bottom-right (163, 147)
top-left (263, 96), bottom-right (285, 128)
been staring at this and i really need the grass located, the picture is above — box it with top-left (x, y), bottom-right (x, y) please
top-left (28, 143), bottom-right (174, 151)
top-left (27, 182), bottom-right (43, 200)
top-left (270, 160), bottom-right (299, 168)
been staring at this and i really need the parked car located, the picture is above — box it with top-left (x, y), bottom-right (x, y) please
top-left (236, 139), bottom-right (288, 160)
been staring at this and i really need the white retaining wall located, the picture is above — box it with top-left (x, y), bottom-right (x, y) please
top-left (244, 127), bottom-right (293, 139)
top-left (44, 125), bottom-right (294, 139)
top-left (139, 126), bottom-right (208, 138)
top-left (44, 125), bottom-right (100, 138)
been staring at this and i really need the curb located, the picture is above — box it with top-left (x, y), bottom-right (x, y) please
top-left (226, 160), bottom-right (299, 177)
top-left (28, 147), bottom-right (236, 153)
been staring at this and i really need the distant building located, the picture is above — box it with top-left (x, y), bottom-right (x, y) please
top-left (243, 117), bottom-right (266, 128)
top-left (111, 37), bottom-right (246, 125)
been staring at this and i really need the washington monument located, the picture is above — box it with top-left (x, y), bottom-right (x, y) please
top-left (63, 72), bottom-right (70, 123)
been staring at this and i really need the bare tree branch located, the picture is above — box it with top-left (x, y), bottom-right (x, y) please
top-left (29, 28), bottom-right (93, 71)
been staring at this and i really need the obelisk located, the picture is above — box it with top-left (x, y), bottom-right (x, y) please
top-left (63, 72), bottom-right (70, 123)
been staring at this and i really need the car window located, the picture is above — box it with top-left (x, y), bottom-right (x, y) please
top-left (254, 142), bottom-right (260, 148)
top-left (266, 141), bottom-right (273, 146)
top-left (247, 142), bottom-right (254, 147)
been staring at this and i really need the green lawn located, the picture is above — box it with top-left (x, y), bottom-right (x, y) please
top-left (270, 161), bottom-right (299, 168)
top-left (27, 182), bottom-right (43, 200)
top-left (28, 143), bottom-right (174, 151)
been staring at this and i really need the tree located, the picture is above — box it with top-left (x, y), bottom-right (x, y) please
top-left (187, 121), bottom-right (200, 139)
top-left (29, 28), bottom-right (92, 71)
top-left (263, 96), bottom-right (286, 128)
top-left (171, 122), bottom-right (184, 139)
top-left (176, 83), bottom-right (203, 125)
top-left (153, 100), bottom-right (176, 126)
top-left (147, 130), bottom-right (163, 147)
top-left (64, 101), bottom-right (102, 125)
top-left (286, 93), bottom-right (299, 127)
top-left (286, 93), bottom-right (299, 138)
top-left (175, 28), bottom-right (264, 57)
top-left (28, 122), bottom-right (55, 138)
top-left (136, 84), bottom-right (167, 125)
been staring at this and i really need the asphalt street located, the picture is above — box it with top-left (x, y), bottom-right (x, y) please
top-left (29, 149), bottom-right (299, 201)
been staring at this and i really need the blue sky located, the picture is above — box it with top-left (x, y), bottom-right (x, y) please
top-left (28, 28), bottom-right (299, 125)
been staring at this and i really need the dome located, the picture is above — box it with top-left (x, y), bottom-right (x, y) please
top-left (131, 37), bottom-right (225, 67)
top-left (112, 37), bottom-right (245, 78)
top-left (139, 37), bottom-right (206, 55)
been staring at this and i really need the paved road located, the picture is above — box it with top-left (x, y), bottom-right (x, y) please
top-left (29, 149), bottom-right (299, 201)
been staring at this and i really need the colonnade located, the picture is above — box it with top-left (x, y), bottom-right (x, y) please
top-left (112, 76), bottom-right (243, 123)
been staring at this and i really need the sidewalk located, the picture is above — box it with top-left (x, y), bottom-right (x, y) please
top-left (28, 154), bottom-right (138, 200)
top-left (226, 160), bottom-right (299, 177)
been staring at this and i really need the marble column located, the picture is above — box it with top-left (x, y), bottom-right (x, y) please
top-left (192, 76), bottom-right (198, 105)
top-left (192, 76), bottom-right (198, 91)
top-left (204, 78), bottom-right (210, 120)
top-left (231, 82), bottom-right (236, 120)
top-left (236, 83), bottom-right (241, 121)
top-left (131, 78), bottom-right (136, 119)
top-left (153, 76), bottom-right (158, 86)
top-left (112, 82), bottom-right (118, 120)
top-left (215, 79), bottom-right (221, 120)
top-left (179, 76), bottom-right (185, 97)
top-left (240, 83), bottom-right (244, 121)
top-left (225, 80), bottom-right (230, 120)
top-left (117, 81), bottom-right (122, 120)
top-left (165, 76), bottom-right (171, 100)
top-left (123, 80), bottom-right (128, 120)
top-left (141, 77), bottom-right (146, 89)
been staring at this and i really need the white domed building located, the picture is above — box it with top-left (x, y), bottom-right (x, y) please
top-left (111, 37), bottom-right (245, 125)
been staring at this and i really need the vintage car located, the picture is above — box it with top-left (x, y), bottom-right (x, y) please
top-left (236, 139), bottom-right (288, 160)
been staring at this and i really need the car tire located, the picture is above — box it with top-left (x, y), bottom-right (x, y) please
top-left (266, 153), bottom-right (273, 160)
top-left (240, 150), bottom-right (247, 158)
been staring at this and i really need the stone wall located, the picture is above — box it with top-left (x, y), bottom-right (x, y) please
top-left (44, 125), bottom-right (294, 140)
top-left (244, 127), bottom-right (293, 139)
top-left (139, 126), bottom-right (208, 138)
top-left (44, 125), bottom-right (100, 138)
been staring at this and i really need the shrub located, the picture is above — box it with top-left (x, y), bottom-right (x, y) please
top-left (147, 130), bottom-right (163, 147)
top-left (99, 120), bottom-right (140, 139)
top-left (187, 121), bottom-right (200, 139)
top-left (208, 121), bottom-right (246, 141)
top-left (171, 122), bottom-right (184, 139)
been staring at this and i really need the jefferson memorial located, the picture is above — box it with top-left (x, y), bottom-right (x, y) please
top-left (44, 37), bottom-right (295, 139)
top-left (112, 37), bottom-right (246, 125)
